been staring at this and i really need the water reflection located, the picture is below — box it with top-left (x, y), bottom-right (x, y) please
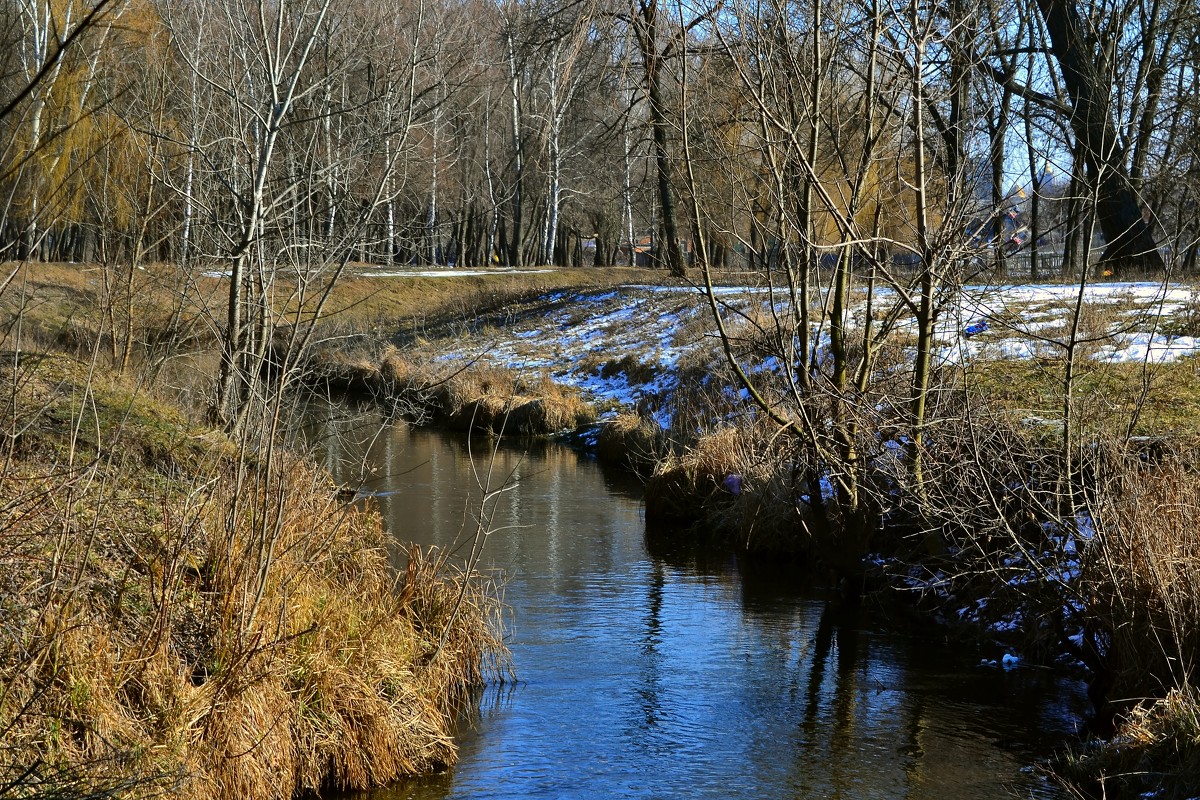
top-left (301, 406), bottom-right (1084, 800)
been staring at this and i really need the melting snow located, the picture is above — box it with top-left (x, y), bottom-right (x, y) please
top-left (419, 280), bottom-right (1200, 423)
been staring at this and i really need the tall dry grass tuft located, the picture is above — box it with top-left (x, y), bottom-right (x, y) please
top-left (436, 367), bottom-right (593, 436)
top-left (1053, 687), bottom-right (1200, 799)
top-left (1086, 463), bottom-right (1200, 705)
top-left (397, 545), bottom-right (511, 710)
top-left (0, 357), bottom-right (508, 799)
top-left (596, 412), bottom-right (664, 474)
top-left (644, 426), bottom-right (763, 529)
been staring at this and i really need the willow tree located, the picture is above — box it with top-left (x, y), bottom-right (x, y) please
top-left (0, 0), bottom-right (127, 260)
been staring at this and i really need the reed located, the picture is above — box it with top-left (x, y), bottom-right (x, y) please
top-left (644, 426), bottom-right (756, 526)
top-left (595, 412), bottom-right (664, 474)
top-left (1084, 462), bottom-right (1200, 706)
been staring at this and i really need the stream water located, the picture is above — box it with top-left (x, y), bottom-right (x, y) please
top-left (304, 408), bottom-right (1086, 800)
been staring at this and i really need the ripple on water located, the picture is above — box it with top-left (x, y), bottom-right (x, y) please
top-left (303, 417), bottom-right (1085, 800)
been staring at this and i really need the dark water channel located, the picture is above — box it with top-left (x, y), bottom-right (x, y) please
top-left (305, 409), bottom-right (1086, 800)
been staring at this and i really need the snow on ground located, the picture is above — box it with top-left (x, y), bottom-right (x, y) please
top-left (429, 286), bottom-right (702, 422)
top-left (949, 282), bottom-right (1200, 365)
top-left (422, 280), bottom-right (1200, 420)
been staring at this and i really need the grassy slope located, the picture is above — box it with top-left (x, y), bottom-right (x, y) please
top-left (0, 331), bottom-right (506, 796)
top-left (964, 358), bottom-right (1200, 444)
top-left (308, 266), bottom-right (664, 338)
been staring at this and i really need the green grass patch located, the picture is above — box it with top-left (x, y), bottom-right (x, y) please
top-left (961, 356), bottom-right (1200, 443)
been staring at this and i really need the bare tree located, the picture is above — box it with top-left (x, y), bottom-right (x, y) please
top-left (1032, 0), bottom-right (1163, 275)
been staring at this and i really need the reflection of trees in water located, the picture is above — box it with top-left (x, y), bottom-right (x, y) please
top-left (302, 417), bottom-right (1083, 799)
top-left (643, 531), bottom-right (1080, 797)
top-left (306, 417), bottom-right (647, 588)
top-left (298, 403), bottom-right (650, 570)
top-left (792, 601), bottom-right (873, 797)
top-left (642, 521), bottom-right (742, 578)
top-left (634, 560), bottom-right (665, 734)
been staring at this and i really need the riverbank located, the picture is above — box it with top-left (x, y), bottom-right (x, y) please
top-left (0, 353), bottom-right (507, 798)
top-left (0, 261), bottom-right (666, 799)
top-left (8, 261), bottom-right (1200, 798)
top-left (313, 277), bottom-right (1200, 799)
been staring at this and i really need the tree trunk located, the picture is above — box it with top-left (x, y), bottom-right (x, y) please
top-left (506, 30), bottom-right (524, 268)
top-left (634, 0), bottom-right (685, 278)
top-left (1034, 0), bottom-right (1163, 275)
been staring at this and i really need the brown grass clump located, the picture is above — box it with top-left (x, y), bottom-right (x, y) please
top-left (1085, 463), bottom-right (1200, 704)
top-left (1030, 460), bottom-right (1200, 799)
top-left (596, 413), bottom-right (664, 474)
top-left (729, 466), bottom-right (816, 555)
top-left (0, 357), bottom-right (508, 799)
top-left (379, 345), bottom-right (417, 386)
top-left (436, 367), bottom-right (593, 436)
top-left (1052, 688), bottom-right (1200, 799)
top-left (643, 424), bottom-right (813, 555)
top-left (597, 354), bottom-right (660, 386)
top-left (644, 426), bottom-right (754, 525)
top-left (292, 343), bottom-right (595, 436)
top-left (305, 348), bottom-right (386, 396)
top-left (506, 392), bottom-right (596, 435)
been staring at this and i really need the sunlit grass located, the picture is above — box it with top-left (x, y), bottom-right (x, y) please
top-left (0, 354), bottom-right (508, 798)
top-left (960, 357), bottom-right (1200, 443)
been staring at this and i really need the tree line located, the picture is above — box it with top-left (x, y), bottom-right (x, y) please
top-left (0, 0), bottom-right (1195, 277)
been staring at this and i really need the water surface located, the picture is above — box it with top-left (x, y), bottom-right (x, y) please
top-left (306, 409), bottom-right (1084, 800)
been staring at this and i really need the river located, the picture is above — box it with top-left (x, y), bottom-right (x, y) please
top-left (303, 407), bottom-right (1086, 800)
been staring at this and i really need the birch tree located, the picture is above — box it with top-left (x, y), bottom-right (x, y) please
top-left (161, 0), bottom-right (425, 427)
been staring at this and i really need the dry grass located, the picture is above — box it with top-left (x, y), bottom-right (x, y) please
top-left (1085, 464), bottom-right (1200, 703)
top-left (288, 341), bottom-right (595, 437)
top-left (596, 354), bottom-right (660, 386)
top-left (644, 426), bottom-right (755, 526)
top-left (431, 366), bottom-right (594, 436)
top-left (0, 261), bottom-right (662, 414)
top-left (958, 356), bottom-right (1200, 445)
top-left (0, 261), bottom-right (221, 363)
top-left (0, 357), bottom-right (508, 799)
top-left (643, 421), bottom-right (826, 556)
top-left (1053, 688), bottom-right (1200, 799)
top-left (596, 413), bottom-right (664, 474)
top-left (284, 266), bottom-right (664, 344)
